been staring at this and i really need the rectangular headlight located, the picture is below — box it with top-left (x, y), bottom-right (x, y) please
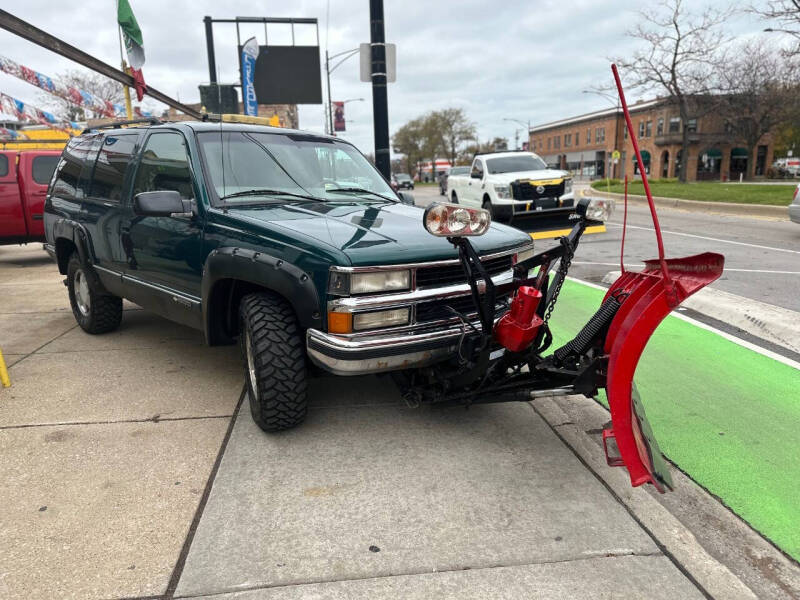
top-left (352, 308), bottom-right (410, 331)
top-left (350, 270), bottom-right (410, 294)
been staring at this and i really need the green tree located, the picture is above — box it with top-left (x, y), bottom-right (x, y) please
top-left (392, 117), bottom-right (425, 177)
top-left (432, 108), bottom-right (476, 166)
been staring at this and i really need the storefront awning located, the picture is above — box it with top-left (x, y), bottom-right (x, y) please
top-left (633, 150), bottom-right (651, 163)
top-left (701, 148), bottom-right (722, 159)
top-left (731, 147), bottom-right (748, 158)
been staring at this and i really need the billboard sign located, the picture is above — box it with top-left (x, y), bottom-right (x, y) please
top-left (333, 101), bottom-right (345, 132)
top-left (241, 37), bottom-right (259, 116)
top-left (244, 45), bottom-right (322, 105)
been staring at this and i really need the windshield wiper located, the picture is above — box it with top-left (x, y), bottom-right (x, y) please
top-left (220, 188), bottom-right (321, 202)
top-left (325, 187), bottom-right (395, 202)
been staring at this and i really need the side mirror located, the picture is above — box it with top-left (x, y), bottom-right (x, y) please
top-left (470, 171), bottom-right (482, 179)
top-left (397, 191), bottom-right (415, 206)
top-left (133, 191), bottom-right (190, 217)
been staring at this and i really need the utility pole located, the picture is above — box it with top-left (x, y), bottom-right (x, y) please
top-left (369, 0), bottom-right (390, 179)
top-left (325, 50), bottom-right (333, 134)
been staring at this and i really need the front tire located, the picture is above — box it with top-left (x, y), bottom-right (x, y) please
top-left (67, 254), bottom-right (122, 334)
top-left (239, 292), bottom-right (308, 432)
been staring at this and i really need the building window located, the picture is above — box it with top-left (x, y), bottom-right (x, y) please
top-left (669, 117), bottom-right (680, 133)
top-left (547, 137), bottom-right (551, 150)
top-left (638, 122), bottom-right (645, 138)
top-left (623, 125), bottom-right (628, 139)
top-left (687, 119), bottom-right (697, 133)
top-left (657, 118), bottom-right (664, 135)
top-left (564, 133), bottom-right (572, 147)
top-left (575, 131), bottom-right (580, 146)
top-left (596, 127), bottom-right (605, 143)
top-left (587, 128), bottom-right (591, 145)
top-left (645, 121), bottom-right (652, 137)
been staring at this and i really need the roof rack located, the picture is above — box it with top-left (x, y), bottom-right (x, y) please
top-left (82, 117), bottom-right (162, 133)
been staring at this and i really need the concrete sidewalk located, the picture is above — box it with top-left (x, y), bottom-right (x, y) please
top-left (0, 243), bottom-right (794, 599)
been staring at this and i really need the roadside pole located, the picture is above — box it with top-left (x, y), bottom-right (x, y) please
top-left (117, 27), bottom-right (134, 119)
top-left (369, 0), bottom-right (390, 179)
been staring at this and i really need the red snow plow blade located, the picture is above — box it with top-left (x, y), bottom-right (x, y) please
top-left (601, 253), bottom-right (724, 491)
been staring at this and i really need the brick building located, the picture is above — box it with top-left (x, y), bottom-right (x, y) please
top-left (529, 97), bottom-right (774, 182)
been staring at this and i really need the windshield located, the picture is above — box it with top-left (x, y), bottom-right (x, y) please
top-left (450, 167), bottom-right (469, 175)
top-left (395, 173), bottom-right (411, 181)
top-left (197, 131), bottom-right (396, 203)
top-left (486, 154), bottom-right (547, 174)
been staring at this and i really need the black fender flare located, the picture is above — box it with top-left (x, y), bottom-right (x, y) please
top-left (51, 218), bottom-right (95, 272)
top-left (201, 247), bottom-right (323, 343)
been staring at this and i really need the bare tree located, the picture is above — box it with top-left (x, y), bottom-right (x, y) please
top-left (433, 108), bottom-right (476, 166)
top-left (751, 0), bottom-right (800, 55)
top-left (612, 0), bottom-right (731, 182)
top-left (40, 70), bottom-right (124, 121)
top-left (716, 39), bottom-right (800, 179)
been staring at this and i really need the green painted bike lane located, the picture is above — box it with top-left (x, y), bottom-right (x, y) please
top-left (548, 279), bottom-right (800, 561)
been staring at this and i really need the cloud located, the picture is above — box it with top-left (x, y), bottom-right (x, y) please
top-left (0, 0), bottom-right (761, 156)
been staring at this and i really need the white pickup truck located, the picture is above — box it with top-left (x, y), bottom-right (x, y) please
top-left (447, 151), bottom-right (575, 225)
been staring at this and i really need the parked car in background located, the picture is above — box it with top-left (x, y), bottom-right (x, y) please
top-left (440, 166), bottom-right (469, 196)
top-left (0, 149), bottom-right (61, 245)
top-left (790, 183), bottom-right (800, 224)
top-left (394, 172), bottom-right (414, 190)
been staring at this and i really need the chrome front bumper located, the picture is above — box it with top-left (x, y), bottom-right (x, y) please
top-left (306, 319), bottom-right (485, 375)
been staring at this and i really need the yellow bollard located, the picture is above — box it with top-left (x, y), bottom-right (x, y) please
top-left (0, 347), bottom-right (10, 387)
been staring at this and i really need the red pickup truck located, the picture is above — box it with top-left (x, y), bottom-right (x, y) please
top-left (0, 150), bottom-right (61, 245)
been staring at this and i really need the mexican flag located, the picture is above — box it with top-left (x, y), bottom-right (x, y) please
top-left (117, 0), bottom-right (145, 69)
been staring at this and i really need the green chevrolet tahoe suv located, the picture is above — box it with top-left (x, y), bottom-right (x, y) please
top-left (44, 121), bottom-right (534, 432)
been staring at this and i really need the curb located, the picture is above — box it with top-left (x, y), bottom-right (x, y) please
top-left (602, 271), bottom-right (800, 355)
top-left (588, 188), bottom-right (789, 220)
top-left (530, 396), bottom-right (760, 600)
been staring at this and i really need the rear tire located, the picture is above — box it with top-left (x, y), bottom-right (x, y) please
top-left (239, 292), bottom-right (308, 432)
top-left (67, 253), bottom-right (122, 334)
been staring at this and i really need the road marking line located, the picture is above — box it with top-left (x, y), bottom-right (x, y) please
top-left (566, 276), bottom-right (800, 371)
top-left (605, 222), bottom-right (800, 255)
top-left (571, 261), bottom-right (800, 274)
top-left (530, 224), bottom-right (605, 239)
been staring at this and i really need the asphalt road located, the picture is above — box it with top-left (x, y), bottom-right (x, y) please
top-left (413, 183), bottom-right (800, 313)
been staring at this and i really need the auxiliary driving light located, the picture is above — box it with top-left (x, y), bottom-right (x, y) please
top-left (423, 202), bottom-right (491, 237)
top-left (580, 197), bottom-right (614, 222)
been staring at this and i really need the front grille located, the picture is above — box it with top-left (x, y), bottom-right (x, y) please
top-left (416, 292), bottom-right (511, 323)
top-left (512, 180), bottom-right (565, 201)
top-left (415, 254), bottom-right (513, 289)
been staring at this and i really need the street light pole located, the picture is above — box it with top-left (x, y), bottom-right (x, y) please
top-left (369, 0), bottom-right (391, 179)
top-left (324, 47), bottom-right (360, 135)
top-left (503, 117), bottom-right (532, 149)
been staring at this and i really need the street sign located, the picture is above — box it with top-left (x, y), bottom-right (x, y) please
top-left (359, 42), bottom-right (396, 83)
top-left (612, 149), bottom-right (620, 160)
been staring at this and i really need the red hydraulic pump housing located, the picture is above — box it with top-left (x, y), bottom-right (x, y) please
top-left (494, 286), bottom-right (543, 352)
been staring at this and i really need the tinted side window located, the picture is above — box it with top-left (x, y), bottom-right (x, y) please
top-left (32, 155), bottom-right (59, 185)
top-left (471, 159), bottom-right (483, 178)
top-left (0, 154), bottom-right (8, 177)
top-left (52, 136), bottom-right (98, 199)
top-left (90, 134), bottom-right (138, 201)
top-left (133, 132), bottom-right (194, 199)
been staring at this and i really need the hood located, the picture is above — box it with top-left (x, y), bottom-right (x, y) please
top-left (225, 200), bottom-right (532, 267)
top-left (486, 169), bottom-right (569, 184)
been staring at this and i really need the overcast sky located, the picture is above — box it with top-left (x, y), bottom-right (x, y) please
top-left (0, 1), bottom-right (782, 155)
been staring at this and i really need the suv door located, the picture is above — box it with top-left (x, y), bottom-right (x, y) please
top-left (464, 158), bottom-right (484, 207)
top-left (0, 151), bottom-right (23, 241)
top-left (122, 130), bottom-right (203, 299)
top-left (81, 132), bottom-right (139, 280)
top-left (18, 152), bottom-right (60, 240)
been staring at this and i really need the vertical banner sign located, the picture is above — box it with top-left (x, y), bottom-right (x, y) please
top-left (333, 101), bottom-right (345, 132)
top-left (241, 37), bottom-right (259, 116)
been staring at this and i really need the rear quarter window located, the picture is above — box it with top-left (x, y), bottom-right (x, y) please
top-left (89, 134), bottom-right (138, 201)
top-left (31, 155), bottom-right (60, 185)
top-left (52, 136), bottom-right (100, 199)
top-left (0, 154), bottom-right (8, 177)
